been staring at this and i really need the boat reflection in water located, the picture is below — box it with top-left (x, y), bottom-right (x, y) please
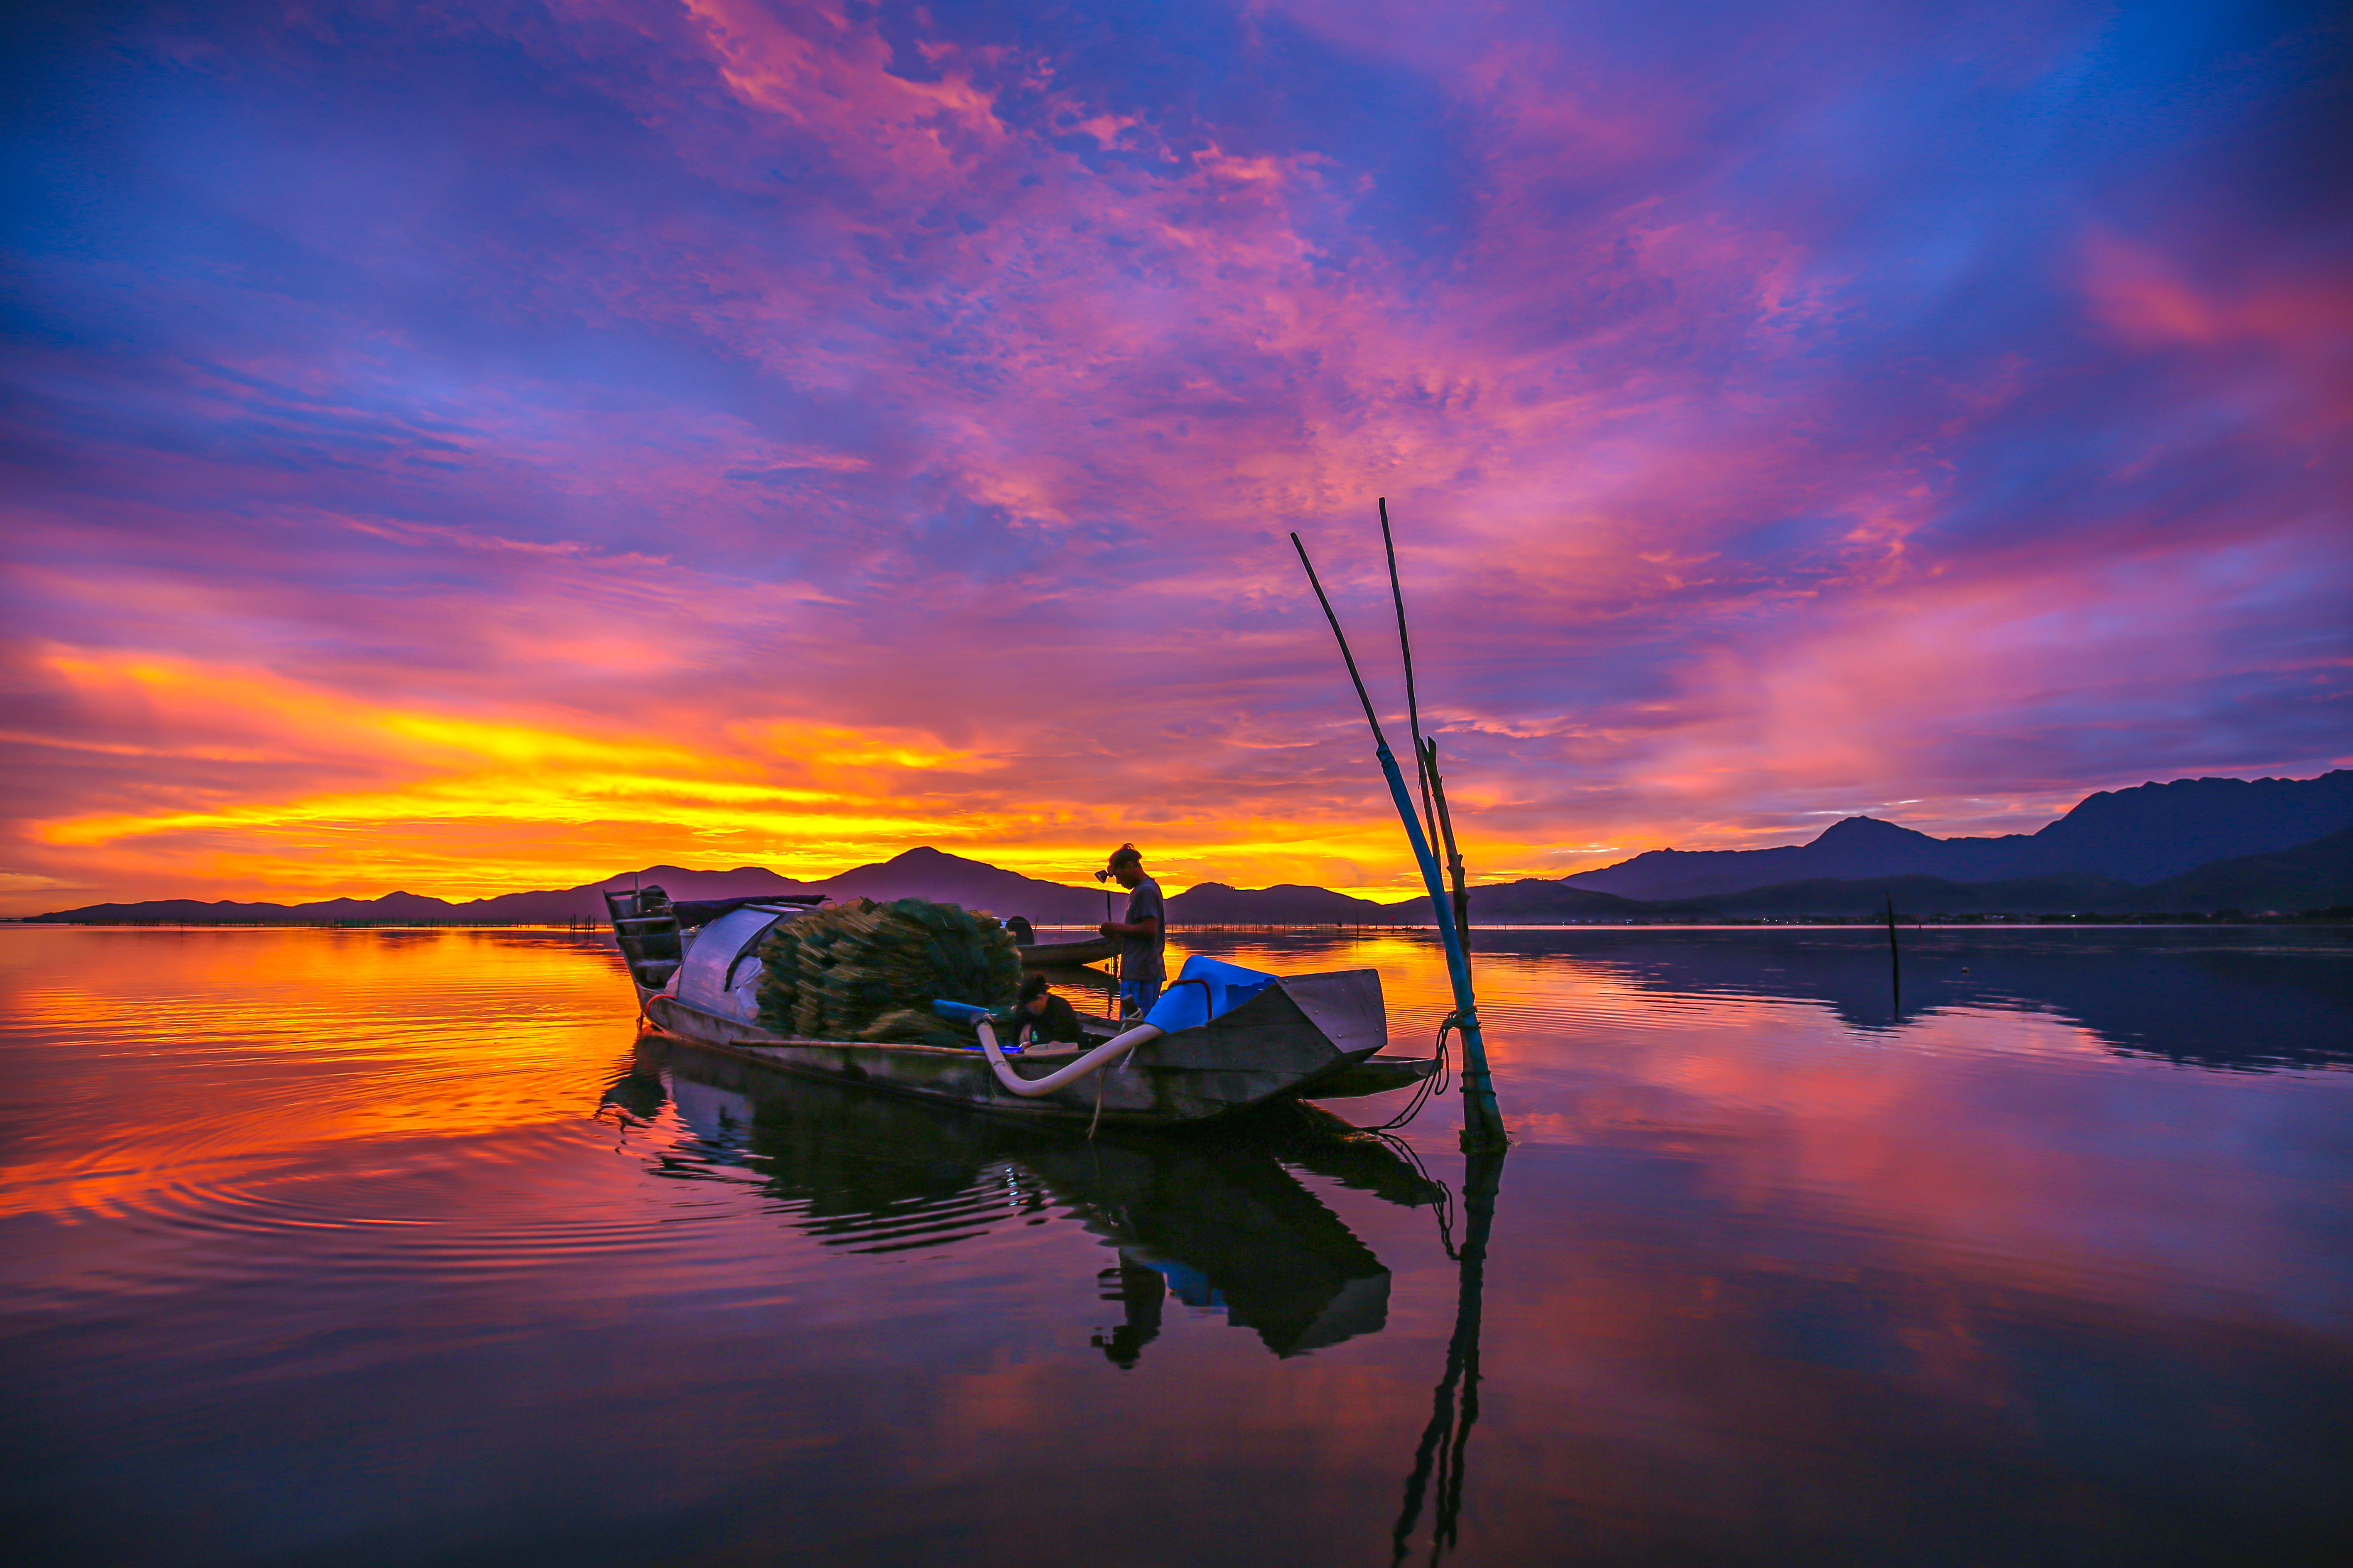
top-left (612, 1035), bottom-right (1448, 1364)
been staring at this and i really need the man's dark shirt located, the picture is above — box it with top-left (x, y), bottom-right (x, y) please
top-left (1118, 876), bottom-right (1166, 984)
top-left (1021, 992), bottom-right (1088, 1045)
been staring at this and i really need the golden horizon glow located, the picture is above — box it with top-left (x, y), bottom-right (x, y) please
top-left (13, 647), bottom-right (1573, 909)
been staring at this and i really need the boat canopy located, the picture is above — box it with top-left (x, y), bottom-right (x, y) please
top-left (672, 905), bottom-right (797, 1014)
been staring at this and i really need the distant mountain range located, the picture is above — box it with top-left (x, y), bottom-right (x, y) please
top-left (1165, 879), bottom-right (1648, 923)
top-left (1568, 770), bottom-right (2353, 899)
top-left (25, 771), bottom-right (2353, 925)
top-left (1161, 882), bottom-right (1410, 924)
top-left (27, 847), bottom-right (1123, 927)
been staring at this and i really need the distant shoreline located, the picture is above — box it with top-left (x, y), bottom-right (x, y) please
top-left (9, 913), bottom-right (2348, 930)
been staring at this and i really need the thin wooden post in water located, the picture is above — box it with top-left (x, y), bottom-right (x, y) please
top-left (1291, 531), bottom-right (1507, 1151)
top-left (1885, 893), bottom-right (1902, 1016)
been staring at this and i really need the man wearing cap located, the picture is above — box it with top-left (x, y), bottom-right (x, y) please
top-left (1095, 843), bottom-right (1165, 1017)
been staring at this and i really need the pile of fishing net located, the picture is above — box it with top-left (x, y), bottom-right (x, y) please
top-left (755, 897), bottom-right (1019, 1047)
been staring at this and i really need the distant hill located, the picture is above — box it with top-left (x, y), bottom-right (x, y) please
top-left (2026, 772), bottom-right (2353, 881)
top-left (473, 865), bottom-right (822, 921)
top-left (1658, 872), bottom-right (2147, 918)
top-left (1566, 816), bottom-right (2021, 901)
top-left (2129, 823), bottom-right (2353, 912)
top-left (29, 850), bottom-right (1103, 926)
top-left (1164, 882), bottom-right (1414, 924)
top-left (22, 892), bottom-right (488, 924)
top-left (1145, 878), bottom-right (1640, 924)
top-left (1624, 828), bottom-right (2353, 917)
top-left (817, 847), bottom-right (1110, 923)
top-left (1448, 879), bottom-right (1651, 921)
top-left (1568, 769), bottom-right (2353, 899)
top-left (29, 809), bottom-right (2353, 927)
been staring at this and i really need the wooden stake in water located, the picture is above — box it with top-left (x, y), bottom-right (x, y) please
top-left (1291, 531), bottom-right (1507, 1151)
top-left (1885, 893), bottom-right (1902, 1017)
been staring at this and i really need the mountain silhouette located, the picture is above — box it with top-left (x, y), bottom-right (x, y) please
top-left (1569, 770), bottom-right (2353, 899)
top-left (28, 851), bottom-right (1104, 926)
top-left (2132, 823), bottom-right (2353, 912)
top-left (1162, 882), bottom-right (1414, 924)
top-left (27, 772), bottom-right (2353, 925)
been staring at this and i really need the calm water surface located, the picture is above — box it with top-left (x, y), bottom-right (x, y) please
top-left (2, 925), bottom-right (2348, 1566)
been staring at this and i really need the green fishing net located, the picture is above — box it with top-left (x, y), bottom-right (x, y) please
top-left (755, 897), bottom-right (1020, 1047)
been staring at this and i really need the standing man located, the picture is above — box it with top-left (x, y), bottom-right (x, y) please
top-left (1095, 842), bottom-right (1165, 1018)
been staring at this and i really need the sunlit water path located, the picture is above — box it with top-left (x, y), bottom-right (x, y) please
top-left (2, 925), bottom-right (2347, 1566)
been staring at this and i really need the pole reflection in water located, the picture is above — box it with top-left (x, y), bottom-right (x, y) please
top-left (616, 1036), bottom-right (1448, 1366)
top-left (1389, 1143), bottom-right (1502, 1565)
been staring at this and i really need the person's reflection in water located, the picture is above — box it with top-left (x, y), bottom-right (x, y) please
top-left (1093, 1255), bottom-right (1169, 1369)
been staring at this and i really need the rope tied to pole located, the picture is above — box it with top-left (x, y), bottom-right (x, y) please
top-left (1352, 1012), bottom-right (1457, 1133)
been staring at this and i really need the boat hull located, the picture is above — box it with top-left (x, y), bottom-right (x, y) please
top-left (624, 1039), bottom-right (1444, 1358)
top-left (641, 969), bottom-right (1384, 1125)
top-left (1016, 935), bottom-right (1119, 968)
top-left (1305, 1055), bottom-right (1442, 1100)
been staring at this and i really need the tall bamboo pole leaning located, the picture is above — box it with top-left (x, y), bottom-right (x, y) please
top-left (1291, 530), bottom-right (1508, 1151)
top-left (1381, 499), bottom-right (1443, 862)
top-left (1381, 501), bottom-right (1475, 948)
top-left (1424, 737), bottom-right (1472, 947)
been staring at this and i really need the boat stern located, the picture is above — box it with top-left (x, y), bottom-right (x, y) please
top-left (1271, 968), bottom-right (1388, 1059)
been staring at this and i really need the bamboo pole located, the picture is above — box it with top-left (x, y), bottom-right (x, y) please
top-left (1425, 737), bottom-right (1472, 952)
top-left (1381, 499), bottom-right (1443, 860)
top-left (1291, 532), bottom-right (1507, 1150)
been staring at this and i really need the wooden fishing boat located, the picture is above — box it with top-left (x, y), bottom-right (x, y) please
top-left (604, 889), bottom-right (1437, 1126)
top-left (1015, 933), bottom-right (1119, 968)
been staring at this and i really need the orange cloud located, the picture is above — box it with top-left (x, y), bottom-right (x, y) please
top-left (11, 647), bottom-right (1509, 910)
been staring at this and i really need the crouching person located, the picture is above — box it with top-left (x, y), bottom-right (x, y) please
top-left (1013, 973), bottom-right (1087, 1048)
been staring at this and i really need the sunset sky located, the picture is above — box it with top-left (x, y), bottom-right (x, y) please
top-left (4, 0), bottom-right (2348, 914)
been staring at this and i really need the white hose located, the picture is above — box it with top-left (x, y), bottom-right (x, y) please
top-left (976, 1017), bottom-right (1163, 1098)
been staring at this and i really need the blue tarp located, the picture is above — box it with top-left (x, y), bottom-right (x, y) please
top-left (926, 999), bottom-right (1022, 1051)
top-left (1141, 955), bottom-right (1278, 1034)
top-left (934, 954), bottom-right (1274, 1044)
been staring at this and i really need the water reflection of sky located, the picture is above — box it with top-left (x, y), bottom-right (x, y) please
top-left (1, 926), bottom-right (2346, 1565)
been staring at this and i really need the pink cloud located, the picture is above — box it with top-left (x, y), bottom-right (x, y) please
top-left (1, 1), bottom-right (2345, 909)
